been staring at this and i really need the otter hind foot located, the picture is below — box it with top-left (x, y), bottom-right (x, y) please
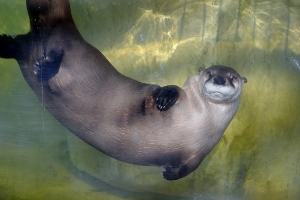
top-left (162, 164), bottom-right (188, 180)
top-left (34, 49), bottom-right (64, 82)
top-left (0, 34), bottom-right (20, 59)
top-left (153, 86), bottom-right (179, 111)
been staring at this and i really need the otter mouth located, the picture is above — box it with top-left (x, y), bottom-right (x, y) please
top-left (205, 83), bottom-right (236, 95)
top-left (206, 90), bottom-right (234, 99)
top-left (208, 91), bottom-right (229, 97)
top-left (203, 83), bottom-right (237, 102)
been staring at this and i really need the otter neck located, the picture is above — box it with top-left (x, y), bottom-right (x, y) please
top-left (208, 97), bottom-right (240, 128)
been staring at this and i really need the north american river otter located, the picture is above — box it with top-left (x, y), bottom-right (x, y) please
top-left (0, 0), bottom-right (247, 180)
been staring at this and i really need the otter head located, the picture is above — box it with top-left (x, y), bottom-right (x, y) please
top-left (199, 65), bottom-right (247, 104)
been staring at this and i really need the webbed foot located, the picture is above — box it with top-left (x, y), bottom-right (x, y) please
top-left (163, 164), bottom-right (188, 180)
top-left (162, 154), bottom-right (206, 180)
top-left (34, 49), bottom-right (64, 82)
top-left (0, 34), bottom-right (20, 59)
top-left (152, 86), bottom-right (179, 111)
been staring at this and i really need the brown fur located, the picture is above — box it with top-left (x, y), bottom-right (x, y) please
top-left (0, 0), bottom-right (247, 180)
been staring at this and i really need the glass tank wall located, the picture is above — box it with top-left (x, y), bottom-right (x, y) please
top-left (0, 0), bottom-right (299, 199)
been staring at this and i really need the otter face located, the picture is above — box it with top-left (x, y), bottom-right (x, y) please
top-left (199, 65), bottom-right (247, 103)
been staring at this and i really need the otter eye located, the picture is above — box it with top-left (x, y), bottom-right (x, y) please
top-left (207, 71), bottom-right (213, 79)
top-left (230, 75), bottom-right (237, 81)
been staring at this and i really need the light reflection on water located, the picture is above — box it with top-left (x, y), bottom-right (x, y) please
top-left (0, 0), bottom-right (300, 199)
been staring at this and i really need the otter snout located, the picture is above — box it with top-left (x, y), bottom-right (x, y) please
top-left (213, 76), bottom-right (226, 85)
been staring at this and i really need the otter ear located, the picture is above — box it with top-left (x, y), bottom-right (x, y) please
top-left (241, 77), bottom-right (247, 83)
top-left (198, 67), bottom-right (205, 72)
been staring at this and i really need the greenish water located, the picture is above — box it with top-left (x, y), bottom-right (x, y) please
top-left (0, 0), bottom-right (300, 199)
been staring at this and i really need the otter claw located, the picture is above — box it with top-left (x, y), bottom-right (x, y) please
top-left (153, 86), bottom-right (179, 111)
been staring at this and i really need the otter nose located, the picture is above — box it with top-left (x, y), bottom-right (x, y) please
top-left (213, 76), bottom-right (226, 85)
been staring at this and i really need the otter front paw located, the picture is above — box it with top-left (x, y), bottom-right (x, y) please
top-left (34, 49), bottom-right (64, 82)
top-left (163, 164), bottom-right (188, 180)
top-left (152, 86), bottom-right (179, 111)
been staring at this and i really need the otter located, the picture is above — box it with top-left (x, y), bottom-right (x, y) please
top-left (0, 0), bottom-right (247, 180)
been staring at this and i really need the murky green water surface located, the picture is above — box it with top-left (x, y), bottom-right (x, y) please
top-left (0, 0), bottom-right (300, 199)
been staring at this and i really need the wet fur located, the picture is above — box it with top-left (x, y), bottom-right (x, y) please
top-left (0, 0), bottom-right (246, 180)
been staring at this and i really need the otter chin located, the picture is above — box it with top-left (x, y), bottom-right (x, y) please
top-left (0, 0), bottom-right (247, 180)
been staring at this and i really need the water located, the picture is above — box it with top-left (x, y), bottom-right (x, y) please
top-left (0, 0), bottom-right (300, 199)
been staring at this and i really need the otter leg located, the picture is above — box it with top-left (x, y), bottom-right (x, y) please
top-left (0, 34), bottom-right (20, 59)
top-left (34, 48), bottom-right (64, 82)
top-left (152, 86), bottom-right (179, 111)
top-left (163, 154), bottom-right (205, 180)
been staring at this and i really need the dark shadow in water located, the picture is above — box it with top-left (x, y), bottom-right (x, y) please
top-left (60, 139), bottom-right (200, 200)
top-left (284, 0), bottom-right (290, 53)
top-left (234, 0), bottom-right (241, 41)
top-left (178, 0), bottom-right (187, 41)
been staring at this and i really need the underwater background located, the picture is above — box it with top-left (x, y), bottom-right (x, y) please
top-left (0, 0), bottom-right (300, 199)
